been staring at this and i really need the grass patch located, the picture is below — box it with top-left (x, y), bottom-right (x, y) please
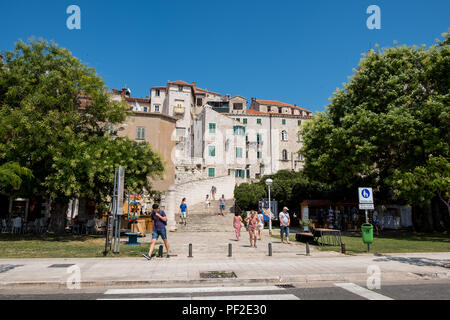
top-left (0, 234), bottom-right (156, 258)
top-left (287, 231), bottom-right (450, 254)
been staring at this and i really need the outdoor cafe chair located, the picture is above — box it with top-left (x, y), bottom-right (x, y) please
top-left (39, 217), bottom-right (47, 234)
top-left (12, 218), bottom-right (22, 234)
top-left (1, 219), bottom-right (9, 233)
top-left (85, 219), bottom-right (95, 235)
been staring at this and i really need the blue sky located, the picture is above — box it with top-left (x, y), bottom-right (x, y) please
top-left (1, 0), bottom-right (449, 113)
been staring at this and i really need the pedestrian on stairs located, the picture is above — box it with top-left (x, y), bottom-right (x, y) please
top-left (219, 195), bottom-right (226, 216)
top-left (179, 198), bottom-right (188, 226)
top-left (211, 186), bottom-right (217, 200)
top-left (204, 195), bottom-right (210, 213)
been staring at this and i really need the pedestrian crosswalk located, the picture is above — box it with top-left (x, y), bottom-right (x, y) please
top-left (97, 283), bottom-right (395, 301)
top-left (98, 285), bottom-right (300, 300)
top-left (334, 283), bottom-right (393, 300)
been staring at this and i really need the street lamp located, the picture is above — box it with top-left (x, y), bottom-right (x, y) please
top-left (266, 178), bottom-right (273, 236)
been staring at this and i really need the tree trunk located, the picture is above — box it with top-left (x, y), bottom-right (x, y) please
top-left (418, 202), bottom-right (434, 232)
top-left (431, 198), bottom-right (442, 231)
top-left (50, 202), bottom-right (68, 234)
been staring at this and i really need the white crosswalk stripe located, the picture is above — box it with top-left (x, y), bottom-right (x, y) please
top-left (99, 294), bottom-right (299, 301)
top-left (335, 283), bottom-right (394, 300)
top-left (99, 286), bottom-right (300, 301)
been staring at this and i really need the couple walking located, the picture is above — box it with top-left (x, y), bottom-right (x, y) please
top-left (205, 193), bottom-right (227, 216)
top-left (233, 210), bottom-right (265, 247)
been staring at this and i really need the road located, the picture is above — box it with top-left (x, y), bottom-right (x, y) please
top-left (0, 280), bottom-right (449, 300)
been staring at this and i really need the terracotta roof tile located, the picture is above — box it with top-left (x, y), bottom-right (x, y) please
top-left (255, 100), bottom-right (312, 113)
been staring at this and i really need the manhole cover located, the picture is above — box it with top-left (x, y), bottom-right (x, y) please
top-left (0, 265), bottom-right (23, 274)
top-left (48, 264), bottom-right (75, 268)
top-left (277, 284), bottom-right (295, 289)
top-left (200, 271), bottom-right (237, 279)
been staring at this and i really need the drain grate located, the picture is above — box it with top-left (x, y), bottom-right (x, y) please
top-left (0, 265), bottom-right (23, 274)
top-left (200, 271), bottom-right (237, 279)
top-left (48, 264), bottom-right (75, 268)
top-left (277, 284), bottom-right (295, 289)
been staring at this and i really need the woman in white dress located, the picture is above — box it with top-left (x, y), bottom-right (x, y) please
top-left (257, 210), bottom-right (265, 240)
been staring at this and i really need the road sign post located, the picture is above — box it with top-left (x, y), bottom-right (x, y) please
top-left (359, 188), bottom-right (374, 252)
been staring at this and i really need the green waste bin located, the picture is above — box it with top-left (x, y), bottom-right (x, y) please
top-left (361, 223), bottom-right (374, 244)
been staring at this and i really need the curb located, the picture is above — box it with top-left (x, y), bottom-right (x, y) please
top-left (0, 272), bottom-right (425, 289)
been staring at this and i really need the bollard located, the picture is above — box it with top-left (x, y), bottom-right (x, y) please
top-left (158, 245), bottom-right (163, 258)
top-left (268, 243), bottom-right (273, 257)
top-left (341, 243), bottom-right (346, 254)
top-left (306, 242), bottom-right (310, 256)
top-left (228, 243), bottom-right (232, 257)
top-left (188, 243), bottom-right (193, 258)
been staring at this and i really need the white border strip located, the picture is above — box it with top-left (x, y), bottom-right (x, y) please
top-left (99, 294), bottom-right (300, 301)
top-left (105, 286), bottom-right (283, 295)
top-left (335, 283), bottom-right (393, 300)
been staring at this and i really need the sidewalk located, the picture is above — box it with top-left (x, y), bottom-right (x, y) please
top-left (1, 251), bottom-right (449, 289)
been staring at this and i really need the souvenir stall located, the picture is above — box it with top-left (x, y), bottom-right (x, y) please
top-left (123, 196), bottom-right (153, 236)
top-left (376, 204), bottom-right (413, 230)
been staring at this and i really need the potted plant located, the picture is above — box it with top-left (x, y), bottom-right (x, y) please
top-left (300, 219), bottom-right (314, 232)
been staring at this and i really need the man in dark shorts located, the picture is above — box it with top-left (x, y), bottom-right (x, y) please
top-left (143, 204), bottom-right (170, 260)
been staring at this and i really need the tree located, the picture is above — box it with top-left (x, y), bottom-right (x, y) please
top-left (301, 32), bottom-right (450, 229)
top-left (0, 162), bottom-right (33, 191)
top-left (234, 183), bottom-right (266, 211)
top-left (389, 156), bottom-right (450, 218)
top-left (0, 39), bottom-right (164, 232)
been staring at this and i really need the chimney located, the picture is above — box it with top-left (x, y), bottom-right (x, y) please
top-left (192, 82), bottom-right (197, 87)
top-left (121, 88), bottom-right (127, 98)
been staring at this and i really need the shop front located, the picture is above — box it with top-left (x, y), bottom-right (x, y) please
top-left (300, 200), bottom-right (413, 231)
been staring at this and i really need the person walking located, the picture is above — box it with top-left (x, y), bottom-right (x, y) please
top-left (219, 195), bottom-right (226, 216)
top-left (179, 198), bottom-right (188, 226)
top-left (233, 212), bottom-right (243, 241)
top-left (257, 210), bottom-right (265, 240)
top-left (279, 207), bottom-right (291, 244)
top-left (245, 210), bottom-right (258, 248)
top-left (143, 204), bottom-right (170, 260)
top-left (211, 186), bottom-right (217, 201)
top-left (372, 210), bottom-right (381, 236)
top-left (204, 194), bottom-right (210, 213)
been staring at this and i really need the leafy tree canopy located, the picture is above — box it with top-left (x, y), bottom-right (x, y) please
top-left (0, 39), bottom-right (164, 207)
top-left (301, 32), bottom-right (450, 214)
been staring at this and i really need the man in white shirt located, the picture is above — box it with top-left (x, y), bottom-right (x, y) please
top-left (279, 207), bottom-right (291, 244)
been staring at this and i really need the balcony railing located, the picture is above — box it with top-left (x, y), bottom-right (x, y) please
top-left (174, 106), bottom-right (185, 115)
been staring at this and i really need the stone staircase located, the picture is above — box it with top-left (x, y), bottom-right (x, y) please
top-left (175, 199), bottom-right (237, 233)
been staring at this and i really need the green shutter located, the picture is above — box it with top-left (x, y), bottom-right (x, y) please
top-left (209, 146), bottom-right (216, 157)
top-left (209, 123), bottom-right (216, 133)
top-left (257, 119), bottom-right (262, 124)
top-left (208, 168), bottom-right (215, 177)
top-left (243, 118), bottom-right (247, 124)
top-left (282, 119), bottom-right (286, 125)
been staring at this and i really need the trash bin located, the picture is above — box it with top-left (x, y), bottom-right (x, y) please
top-left (361, 223), bottom-right (374, 244)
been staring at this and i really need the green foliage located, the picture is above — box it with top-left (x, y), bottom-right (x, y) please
top-left (301, 32), bottom-right (450, 208)
top-left (0, 162), bottom-right (33, 191)
top-left (234, 183), bottom-right (266, 211)
top-left (389, 156), bottom-right (450, 214)
top-left (0, 39), bottom-right (164, 206)
top-left (234, 170), bottom-right (333, 213)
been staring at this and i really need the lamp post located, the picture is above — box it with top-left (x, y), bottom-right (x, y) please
top-left (266, 178), bottom-right (273, 236)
